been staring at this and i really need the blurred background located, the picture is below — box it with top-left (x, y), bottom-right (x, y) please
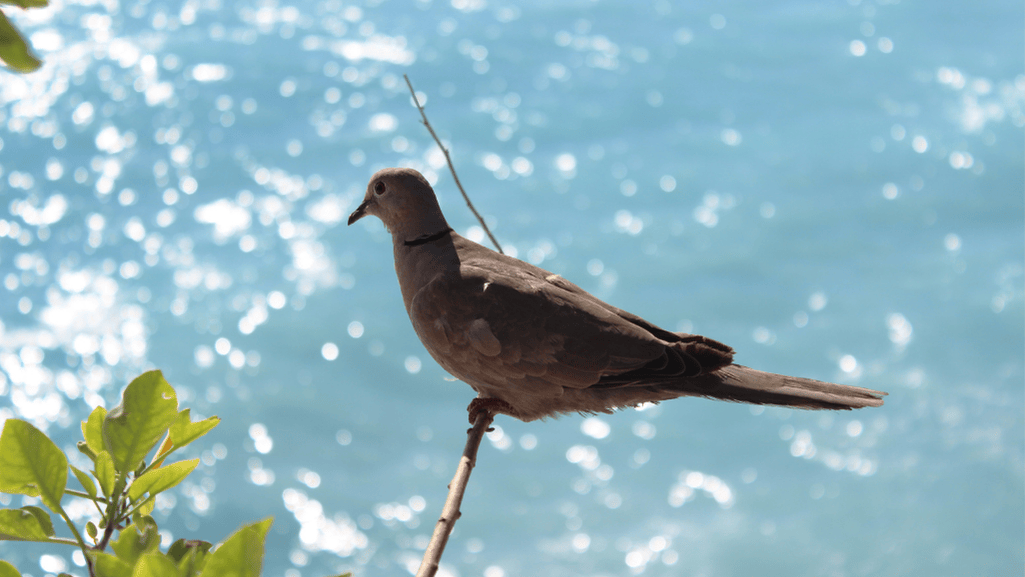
top-left (1, 0), bottom-right (1022, 575)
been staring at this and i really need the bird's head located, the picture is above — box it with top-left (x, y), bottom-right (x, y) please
top-left (348, 167), bottom-right (450, 242)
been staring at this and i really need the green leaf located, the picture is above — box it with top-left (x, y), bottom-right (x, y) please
top-left (167, 538), bottom-right (213, 561)
top-left (0, 419), bottom-right (68, 512)
top-left (167, 539), bottom-right (211, 575)
top-left (132, 497), bottom-right (155, 519)
top-left (0, 10), bottom-right (41, 73)
top-left (111, 522), bottom-right (159, 565)
top-left (95, 451), bottom-right (116, 499)
top-left (131, 553), bottom-right (178, 577)
top-left (128, 459), bottom-right (198, 501)
top-left (0, 506), bottom-right (55, 541)
top-left (0, 560), bottom-right (20, 577)
top-left (89, 551), bottom-right (132, 577)
top-left (0, 1), bottom-right (50, 9)
top-left (199, 518), bottom-right (272, 577)
top-left (169, 410), bottom-right (220, 450)
top-left (136, 514), bottom-right (157, 533)
top-left (77, 441), bottom-right (97, 461)
top-left (103, 371), bottom-right (179, 474)
top-left (150, 435), bottom-right (173, 468)
top-left (20, 505), bottom-right (54, 535)
top-left (71, 465), bottom-right (98, 500)
top-left (83, 406), bottom-right (107, 456)
top-left (87, 521), bottom-right (98, 542)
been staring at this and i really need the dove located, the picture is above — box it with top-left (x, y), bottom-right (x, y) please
top-left (348, 167), bottom-right (886, 422)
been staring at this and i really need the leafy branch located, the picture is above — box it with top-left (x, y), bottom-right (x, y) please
top-left (0, 370), bottom-right (349, 577)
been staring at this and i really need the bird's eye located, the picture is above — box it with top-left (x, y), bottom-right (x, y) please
top-left (374, 181), bottom-right (386, 195)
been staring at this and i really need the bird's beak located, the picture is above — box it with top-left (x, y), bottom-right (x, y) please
top-left (348, 198), bottom-right (371, 226)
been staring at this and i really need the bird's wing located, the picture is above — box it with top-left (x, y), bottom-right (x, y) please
top-left (408, 237), bottom-right (731, 396)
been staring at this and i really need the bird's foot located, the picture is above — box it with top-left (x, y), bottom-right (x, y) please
top-left (467, 398), bottom-right (515, 428)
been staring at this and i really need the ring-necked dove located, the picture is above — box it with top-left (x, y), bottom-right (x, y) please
top-left (349, 167), bottom-right (886, 422)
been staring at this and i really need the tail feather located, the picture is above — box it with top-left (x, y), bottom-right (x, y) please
top-left (679, 364), bottom-right (886, 410)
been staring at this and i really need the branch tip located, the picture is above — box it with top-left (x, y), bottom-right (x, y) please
top-left (402, 74), bottom-right (504, 254)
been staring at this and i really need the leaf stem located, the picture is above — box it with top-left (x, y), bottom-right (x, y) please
top-left (65, 488), bottom-right (108, 504)
top-left (55, 506), bottom-right (93, 575)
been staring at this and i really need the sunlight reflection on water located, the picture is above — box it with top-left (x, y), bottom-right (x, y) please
top-left (1, 0), bottom-right (1023, 575)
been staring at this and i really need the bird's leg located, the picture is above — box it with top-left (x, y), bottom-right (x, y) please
top-left (467, 397), bottom-right (515, 427)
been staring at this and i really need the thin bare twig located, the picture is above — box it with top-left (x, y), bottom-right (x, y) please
top-left (403, 74), bottom-right (504, 254)
top-left (416, 409), bottom-right (496, 577)
top-left (403, 76), bottom-right (501, 575)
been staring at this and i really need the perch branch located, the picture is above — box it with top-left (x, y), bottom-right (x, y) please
top-left (403, 74), bottom-right (504, 254)
top-left (415, 409), bottom-right (496, 577)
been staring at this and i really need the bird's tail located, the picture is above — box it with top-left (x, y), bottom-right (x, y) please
top-left (679, 364), bottom-right (886, 410)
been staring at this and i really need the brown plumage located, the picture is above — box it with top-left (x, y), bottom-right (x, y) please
top-left (348, 167), bottom-right (886, 422)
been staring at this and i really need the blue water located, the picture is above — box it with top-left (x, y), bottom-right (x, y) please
top-left (1, 0), bottom-right (1022, 575)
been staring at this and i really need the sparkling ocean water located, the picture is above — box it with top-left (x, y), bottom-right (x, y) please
top-left (1, 0), bottom-right (1023, 575)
